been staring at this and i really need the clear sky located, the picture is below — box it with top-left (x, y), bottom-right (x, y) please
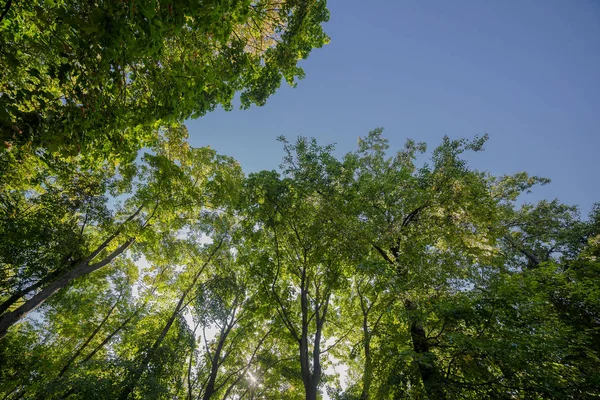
top-left (186, 0), bottom-right (600, 214)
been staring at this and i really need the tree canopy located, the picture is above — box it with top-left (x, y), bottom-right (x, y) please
top-left (1, 128), bottom-right (598, 399)
top-left (1, 2), bottom-right (599, 399)
top-left (1, 0), bottom-right (329, 162)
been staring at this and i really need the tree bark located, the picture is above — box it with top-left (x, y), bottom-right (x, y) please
top-left (298, 264), bottom-right (329, 400)
top-left (0, 268), bottom-right (69, 316)
top-left (0, 204), bottom-right (145, 338)
top-left (0, 253), bottom-right (79, 316)
top-left (79, 270), bottom-right (166, 366)
top-left (361, 326), bottom-right (373, 400)
top-left (57, 302), bottom-right (148, 400)
top-left (299, 266), bottom-right (318, 400)
top-left (187, 322), bottom-right (200, 400)
top-left (201, 317), bottom-right (235, 400)
top-left (0, 238), bottom-right (134, 339)
top-left (220, 328), bottom-right (271, 400)
top-left (80, 308), bottom-right (137, 364)
top-left (0, 280), bottom-right (45, 316)
top-left (357, 284), bottom-right (374, 400)
top-left (371, 238), bottom-right (446, 399)
top-left (118, 286), bottom-right (191, 400)
top-left (405, 299), bottom-right (445, 400)
top-left (503, 234), bottom-right (541, 267)
top-left (57, 292), bottom-right (123, 377)
top-left (117, 241), bottom-right (221, 399)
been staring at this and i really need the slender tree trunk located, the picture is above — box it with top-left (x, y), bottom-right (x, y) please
top-left (361, 329), bottom-right (372, 400)
top-left (0, 384), bottom-right (21, 400)
top-left (118, 242), bottom-right (221, 399)
top-left (0, 238), bottom-right (134, 339)
top-left (201, 322), bottom-right (233, 400)
top-left (405, 299), bottom-right (445, 400)
top-left (57, 305), bottom-right (144, 400)
top-left (357, 285), bottom-right (374, 400)
top-left (221, 328), bottom-right (271, 399)
top-left (305, 383), bottom-right (318, 400)
top-left (0, 273), bottom-right (56, 316)
top-left (118, 289), bottom-right (189, 400)
top-left (187, 322), bottom-right (200, 400)
top-left (299, 267), bottom-right (317, 400)
top-left (372, 240), bottom-right (445, 399)
top-left (0, 204), bottom-right (145, 338)
top-left (57, 292), bottom-right (123, 377)
top-left (298, 266), bottom-right (328, 400)
top-left (80, 309), bottom-right (136, 364)
top-left (299, 334), bottom-right (318, 400)
top-left (32, 292), bottom-right (120, 400)
top-left (79, 271), bottom-right (166, 366)
top-left (0, 252), bottom-right (79, 316)
top-left (504, 235), bottom-right (540, 267)
top-left (311, 294), bottom-right (327, 400)
top-left (0, 0), bottom-right (13, 23)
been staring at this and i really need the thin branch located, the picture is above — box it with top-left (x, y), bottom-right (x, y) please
top-left (503, 235), bottom-right (540, 267)
top-left (372, 243), bottom-right (394, 265)
top-left (320, 328), bottom-right (353, 355)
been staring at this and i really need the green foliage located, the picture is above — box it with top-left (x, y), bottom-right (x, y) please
top-left (1, 131), bottom-right (598, 399)
top-left (0, 0), bottom-right (330, 163)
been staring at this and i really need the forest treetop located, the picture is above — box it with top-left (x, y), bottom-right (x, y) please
top-left (1, 128), bottom-right (598, 399)
top-left (0, 0), bottom-right (329, 163)
top-left (1, 2), bottom-right (599, 399)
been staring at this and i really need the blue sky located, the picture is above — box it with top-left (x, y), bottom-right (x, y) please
top-left (186, 0), bottom-right (600, 214)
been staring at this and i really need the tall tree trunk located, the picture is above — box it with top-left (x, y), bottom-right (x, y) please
top-left (201, 319), bottom-right (234, 400)
top-left (117, 299), bottom-right (183, 400)
top-left (0, 0), bottom-right (13, 23)
top-left (299, 338), bottom-right (318, 400)
top-left (311, 292), bottom-right (328, 400)
top-left (221, 328), bottom-right (271, 400)
top-left (0, 238), bottom-right (134, 339)
top-left (361, 329), bottom-right (372, 400)
top-left (0, 271), bottom-right (60, 316)
top-left (0, 251), bottom-right (80, 316)
top-left (79, 271), bottom-right (165, 366)
top-left (117, 288), bottom-right (190, 400)
top-left (57, 302), bottom-right (148, 400)
top-left (117, 241), bottom-right (221, 400)
top-left (80, 308), bottom-right (137, 364)
top-left (299, 266), bottom-right (317, 400)
top-left (187, 322), bottom-right (200, 400)
top-left (0, 204), bottom-right (145, 338)
top-left (357, 286), bottom-right (374, 400)
top-left (57, 292), bottom-right (123, 377)
top-left (372, 240), bottom-right (445, 399)
top-left (405, 299), bottom-right (445, 400)
top-left (305, 383), bottom-right (318, 400)
top-left (29, 294), bottom-right (123, 400)
top-left (298, 265), bottom-right (328, 400)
